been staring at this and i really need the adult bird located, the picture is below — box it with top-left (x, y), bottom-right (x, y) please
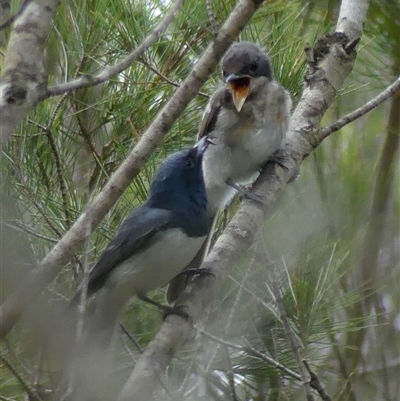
top-left (167, 41), bottom-right (291, 303)
top-left (71, 137), bottom-right (211, 331)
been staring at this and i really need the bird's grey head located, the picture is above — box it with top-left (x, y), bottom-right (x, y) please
top-left (148, 137), bottom-right (210, 211)
top-left (222, 42), bottom-right (273, 80)
top-left (221, 42), bottom-right (273, 112)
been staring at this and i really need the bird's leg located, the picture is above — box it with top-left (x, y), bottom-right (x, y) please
top-left (226, 178), bottom-right (263, 205)
top-left (138, 295), bottom-right (190, 320)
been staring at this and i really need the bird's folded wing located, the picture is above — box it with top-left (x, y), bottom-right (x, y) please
top-left (86, 206), bottom-right (172, 295)
top-left (197, 86), bottom-right (227, 140)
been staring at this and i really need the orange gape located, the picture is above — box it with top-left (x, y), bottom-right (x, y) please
top-left (229, 76), bottom-right (252, 112)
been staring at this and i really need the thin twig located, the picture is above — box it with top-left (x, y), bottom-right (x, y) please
top-left (303, 360), bottom-right (332, 401)
top-left (44, 128), bottom-right (71, 227)
top-left (195, 326), bottom-right (302, 382)
top-left (118, 324), bottom-right (180, 401)
top-left (318, 75), bottom-right (400, 142)
top-left (4, 220), bottom-right (58, 243)
top-left (0, 355), bottom-right (43, 401)
top-left (206, 0), bottom-right (219, 39)
top-left (223, 345), bottom-right (239, 401)
top-left (142, 60), bottom-right (210, 98)
top-left (119, 323), bottom-right (143, 353)
top-left (259, 244), bottom-right (315, 401)
top-left (48, 92), bottom-right (69, 127)
top-left (46, 0), bottom-right (184, 97)
top-left (31, 348), bottom-right (44, 397)
top-left (13, 161), bottom-right (62, 238)
top-left (270, 271), bottom-right (314, 401)
top-left (26, 118), bottom-right (71, 226)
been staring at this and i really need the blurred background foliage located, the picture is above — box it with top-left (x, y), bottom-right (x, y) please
top-left (0, 0), bottom-right (399, 400)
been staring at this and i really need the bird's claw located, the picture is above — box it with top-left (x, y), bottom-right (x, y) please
top-left (226, 178), bottom-right (264, 205)
top-left (178, 268), bottom-right (215, 285)
top-left (138, 295), bottom-right (191, 321)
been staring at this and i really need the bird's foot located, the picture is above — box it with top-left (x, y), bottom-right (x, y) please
top-left (138, 295), bottom-right (190, 320)
top-left (176, 267), bottom-right (215, 286)
top-left (226, 178), bottom-right (263, 205)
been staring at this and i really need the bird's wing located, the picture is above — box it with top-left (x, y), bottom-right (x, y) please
top-left (197, 86), bottom-right (227, 140)
top-left (86, 206), bottom-right (172, 295)
top-left (166, 213), bottom-right (217, 304)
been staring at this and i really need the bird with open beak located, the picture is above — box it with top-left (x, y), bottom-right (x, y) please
top-left (166, 41), bottom-right (292, 303)
top-left (199, 40), bottom-right (292, 214)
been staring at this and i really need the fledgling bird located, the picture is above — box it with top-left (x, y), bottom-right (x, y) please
top-left (200, 41), bottom-right (292, 213)
top-left (167, 42), bottom-right (291, 303)
top-left (71, 137), bottom-right (211, 329)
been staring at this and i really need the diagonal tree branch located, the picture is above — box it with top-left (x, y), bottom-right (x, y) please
top-left (319, 75), bottom-right (400, 141)
top-left (0, 0), bottom-right (266, 340)
top-left (45, 0), bottom-right (184, 98)
top-left (116, 0), bottom-right (373, 398)
top-left (0, 0), bottom-right (11, 46)
top-left (0, 0), bottom-right (31, 32)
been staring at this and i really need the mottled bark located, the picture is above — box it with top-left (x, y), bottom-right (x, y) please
top-left (0, 0), bottom-right (11, 46)
top-left (0, 0), bottom-right (60, 148)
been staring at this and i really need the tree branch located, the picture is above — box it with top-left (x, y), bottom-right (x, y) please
top-left (0, 0), bottom-right (31, 32)
top-left (0, 0), bottom-right (60, 149)
top-left (0, 0), bottom-right (11, 46)
top-left (303, 360), bottom-right (332, 401)
top-left (270, 276), bottom-right (314, 401)
top-left (46, 0), bottom-right (184, 97)
top-left (319, 75), bottom-right (400, 141)
top-left (196, 327), bottom-right (302, 382)
top-left (117, 0), bottom-right (373, 397)
top-left (141, 60), bottom-right (210, 98)
top-left (0, 0), bottom-right (265, 339)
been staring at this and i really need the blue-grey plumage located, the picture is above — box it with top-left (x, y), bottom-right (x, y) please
top-left (71, 137), bottom-right (211, 325)
top-left (167, 42), bottom-right (291, 303)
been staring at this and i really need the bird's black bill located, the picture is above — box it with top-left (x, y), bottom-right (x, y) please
top-left (226, 75), bottom-right (252, 112)
top-left (195, 136), bottom-right (213, 156)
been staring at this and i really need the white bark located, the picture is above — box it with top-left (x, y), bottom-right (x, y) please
top-left (0, 0), bottom-right (60, 148)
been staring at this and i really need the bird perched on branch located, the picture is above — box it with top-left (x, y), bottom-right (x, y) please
top-left (167, 41), bottom-right (292, 303)
top-left (200, 41), bottom-right (292, 212)
top-left (71, 137), bottom-right (212, 330)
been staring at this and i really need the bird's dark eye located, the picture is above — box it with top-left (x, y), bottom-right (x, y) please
top-left (222, 70), bottom-right (229, 79)
top-left (249, 62), bottom-right (258, 72)
top-left (185, 156), bottom-right (195, 168)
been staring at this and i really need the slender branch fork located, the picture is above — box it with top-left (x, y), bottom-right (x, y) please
top-left (45, 0), bottom-right (184, 98)
top-left (196, 326), bottom-right (331, 401)
top-left (319, 75), bottom-right (400, 141)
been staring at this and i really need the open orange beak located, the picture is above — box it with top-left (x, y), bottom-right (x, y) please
top-left (226, 75), bottom-right (252, 112)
